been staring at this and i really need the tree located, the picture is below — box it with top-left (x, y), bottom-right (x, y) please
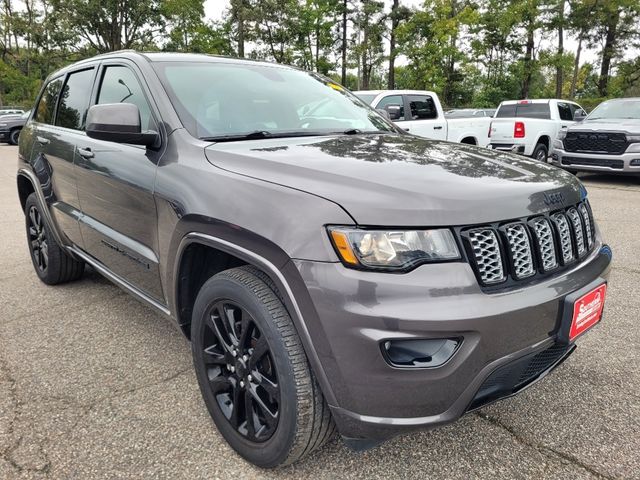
top-left (587, 0), bottom-right (640, 96)
top-left (388, 0), bottom-right (411, 89)
top-left (351, 0), bottom-right (385, 90)
top-left (50, 0), bottom-right (162, 52)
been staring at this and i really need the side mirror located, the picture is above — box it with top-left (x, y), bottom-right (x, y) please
top-left (86, 103), bottom-right (159, 147)
top-left (573, 109), bottom-right (587, 122)
top-left (385, 104), bottom-right (403, 121)
top-left (376, 108), bottom-right (391, 120)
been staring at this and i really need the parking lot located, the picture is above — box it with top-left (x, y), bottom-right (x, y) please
top-left (0, 144), bottom-right (638, 479)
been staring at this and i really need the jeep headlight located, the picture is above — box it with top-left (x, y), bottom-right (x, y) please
top-left (328, 227), bottom-right (460, 270)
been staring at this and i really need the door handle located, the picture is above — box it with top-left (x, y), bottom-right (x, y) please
top-left (434, 126), bottom-right (443, 130)
top-left (403, 128), bottom-right (410, 131)
top-left (36, 136), bottom-right (50, 146)
top-left (77, 147), bottom-right (94, 159)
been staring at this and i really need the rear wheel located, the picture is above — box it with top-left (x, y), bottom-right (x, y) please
top-left (9, 128), bottom-right (20, 145)
top-left (191, 266), bottom-right (335, 467)
top-left (24, 193), bottom-right (84, 284)
top-left (532, 143), bottom-right (548, 162)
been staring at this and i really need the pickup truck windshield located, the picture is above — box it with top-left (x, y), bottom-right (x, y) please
top-left (588, 99), bottom-right (640, 120)
top-left (153, 61), bottom-right (395, 140)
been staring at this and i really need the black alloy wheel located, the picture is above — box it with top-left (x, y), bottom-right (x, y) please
top-left (191, 266), bottom-right (335, 467)
top-left (201, 300), bottom-right (280, 442)
top-left (27, 205), bottom-right (48, 272)
top-left (24, 193), bottom-right (84, 284)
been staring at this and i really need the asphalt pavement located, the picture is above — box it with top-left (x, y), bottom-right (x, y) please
top-left (0, 145), bottom-right (638, 479)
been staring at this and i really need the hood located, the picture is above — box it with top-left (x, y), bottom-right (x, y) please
top-left (205, 134), bottom-right (583, 226)
top-left (572, 119), bottom-right (640, 134)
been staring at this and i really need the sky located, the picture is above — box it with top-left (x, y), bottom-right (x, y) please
top-left (203, 0), bottom-right (606, 65)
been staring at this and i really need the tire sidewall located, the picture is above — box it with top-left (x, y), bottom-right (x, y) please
top-left (533, 144), bottom-right (548, 162)
top-left (9, 128), bottom-right (20, 145)
top-left (191, 274), bottom-right (299, 467)
top-left (24, 194), bottom-right (52, 282)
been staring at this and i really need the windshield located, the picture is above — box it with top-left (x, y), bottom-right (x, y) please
top-left (152, 61), bottom-right (396, 140)
top-left (355, 93), bottom-right (377, 105)
top-left (587, 99), bottom-right (640, 120)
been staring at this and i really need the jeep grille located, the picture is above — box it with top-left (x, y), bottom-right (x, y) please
top-left (463, 201), bottom-right (596, 288)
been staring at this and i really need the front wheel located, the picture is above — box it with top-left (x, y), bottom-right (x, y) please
top-left (532, 143), bottom-right (548, 162)
top-left (191, 266), bottom-right (335, 467)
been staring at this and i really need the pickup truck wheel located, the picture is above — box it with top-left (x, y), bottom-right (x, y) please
top-left (9, 128), bottom-right (21, 145)
top-left (191, 266), bottom-right (335, 467)
top-left (24, 193), bottom-right (84, 284)
top-left (532, 143), bottom-right (548, 162)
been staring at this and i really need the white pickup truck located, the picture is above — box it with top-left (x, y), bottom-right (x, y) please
top-left (354, 90), bottom-right (491, 147)
top-left (488, 99), bottom-right (587, 161)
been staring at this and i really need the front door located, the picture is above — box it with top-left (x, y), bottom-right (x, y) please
top-left (402, 94), bottom-right (448, 140)
top-left (74, 62), bottom-right (164, 302)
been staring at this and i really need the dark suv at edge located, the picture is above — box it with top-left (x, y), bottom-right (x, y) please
top-left (16, 52), bottom-right (612, 468)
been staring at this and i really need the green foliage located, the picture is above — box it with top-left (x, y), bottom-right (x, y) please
top-left (0, 0), bottom-right (636, 109)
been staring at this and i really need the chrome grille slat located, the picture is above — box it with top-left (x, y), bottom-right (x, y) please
top-left (567, 208), bottom-right (586, 256)
top-left (468, 229), bottom-right (505, 284)
top-left (551, 213), bottom-right (574, 264)
top-left (464, 201), bottom-right (596, 289)
top-left (504, 223), bottom-right (535, 279)
top-left (531, 218), bottom-right (558, 271)
top-left (578, 203), bottom-right (593, 248)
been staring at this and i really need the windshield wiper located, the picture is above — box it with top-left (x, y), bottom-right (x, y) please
top-left (341, 128), bottom-right (394, 135)
top-left (200, 130), bottom-right (328, 142)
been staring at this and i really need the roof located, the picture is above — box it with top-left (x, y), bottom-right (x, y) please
top-left (47, 50), bottom-right (299, 79)
top-left (353, 89), bottom-right (437, 96)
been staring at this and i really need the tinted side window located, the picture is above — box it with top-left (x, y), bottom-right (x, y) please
top-left (408, 95), bottom-right (438, 120)
top-left (557, 102), bottom-right (573, 121)
top-left (35, 78), bottom-right (63, 124)
top-left (97, 66), bottom-right (156, 130)
top-left (376, 95), bottom-right (405, 121)
top-left (56, 69), bottom-right (95, 130)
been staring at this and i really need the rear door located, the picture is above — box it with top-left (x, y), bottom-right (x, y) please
top-left (74, 61), bottom-right (164, 301)
top-left (402, 94), bottom-right (447, 140)
top-left (29, 70), bottom-right (96, 247)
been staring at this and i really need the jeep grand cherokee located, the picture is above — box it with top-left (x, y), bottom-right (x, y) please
top-left (16, 52), bottom-right (612, 468)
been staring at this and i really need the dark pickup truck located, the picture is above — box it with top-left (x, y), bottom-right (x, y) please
top-left (16, 51), bottom-right (611, 468)
top-left (1, 110), bottom-right (28, 145)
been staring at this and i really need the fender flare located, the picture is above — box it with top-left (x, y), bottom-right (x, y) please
top-left (172, 231), bottom-right (338, 406)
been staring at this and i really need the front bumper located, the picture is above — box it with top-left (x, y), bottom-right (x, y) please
top-left (0, 129), bottom-right (10, 142)
top-left (294, 241), bottom-right (612, 442)
top-left (551, 146), bottom-right (640, 173)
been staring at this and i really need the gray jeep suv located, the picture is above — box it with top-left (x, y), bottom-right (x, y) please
top-left (16, 52), bottom-right (611, 468)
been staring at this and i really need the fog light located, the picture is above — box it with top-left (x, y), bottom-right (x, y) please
top-left (630, 159), bottom-right (640, 166)
top-left (551, 154), bottom-right (558, 161)
top-left (381, 338), bottom-right (461, 368)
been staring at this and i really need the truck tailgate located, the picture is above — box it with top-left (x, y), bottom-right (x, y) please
top-left (489, 119), bottom-right (517, 141)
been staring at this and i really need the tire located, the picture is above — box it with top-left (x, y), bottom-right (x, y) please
top-left (191, 266), bottom-right (335, 467)
top-left (532, 143), bottom-right (548, 162)
top-left (9, 128), bottom-right (21, 145)
top-left (24, 193), bottom-right (84, 284)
